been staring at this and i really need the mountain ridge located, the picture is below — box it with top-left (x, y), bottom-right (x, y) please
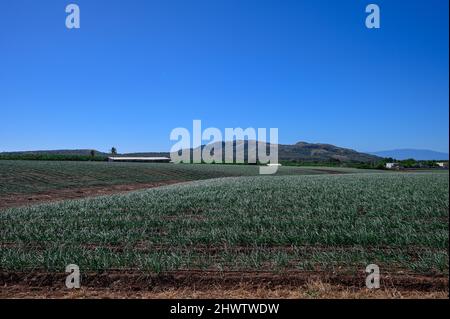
top-left (1, 141), bottom-right (382, 163)
top-left (175, 140), bottom-right (381, 163)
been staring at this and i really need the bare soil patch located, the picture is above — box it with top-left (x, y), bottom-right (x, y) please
top-left (1, 285), bottom-right (448, 299)
top-left (0, 270), bottom-right (447, 299)
top-left (1, 270), bottom-right (447, 291)
top-left (0, 180), bottom-right (186, 210)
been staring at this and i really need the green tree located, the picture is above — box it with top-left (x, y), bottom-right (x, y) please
top-left (90, 150), bottom-right (95, 158)
top-left (400, 158), bottom-right (417, 168)
top-left (111, 147), bottom-right (117, 155)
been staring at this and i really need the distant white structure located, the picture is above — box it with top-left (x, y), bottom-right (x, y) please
top-left (108, 157), bottom-right (171, 163)
top-left (266, 163), bottom-right (282, 167)
top-left (436, 162), bottom-right (448, 168)
top-left (385, 162), bottom-right (400, 169)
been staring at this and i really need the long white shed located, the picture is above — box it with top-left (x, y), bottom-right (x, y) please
top-left (108, 157), bottom-right (171, 163)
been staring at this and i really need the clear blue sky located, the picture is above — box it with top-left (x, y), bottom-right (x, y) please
top-left (1, 0), bottom-right (448, 153)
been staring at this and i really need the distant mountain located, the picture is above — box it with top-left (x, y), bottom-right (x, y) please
top-left (369, 149), bottom-right (449, 161)
top-left (177, 140), bottom-right (381, 163)
top-left (279, 141), bottom-right (380, 162)
top-left (1, 141), bottom-right (382, 163)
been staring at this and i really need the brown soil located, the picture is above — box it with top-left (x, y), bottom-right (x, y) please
top-left (1, 285), bottom-right (448, 299)
top-left (0, 181), bottom-right (186, 210)
top-left (1, 270), bottom-right (447, 291)
top-left (0, 270), bottom-right (447, 299)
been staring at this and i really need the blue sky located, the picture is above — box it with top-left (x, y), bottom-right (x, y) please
top-left (1, 0), bottom-right (448, 153)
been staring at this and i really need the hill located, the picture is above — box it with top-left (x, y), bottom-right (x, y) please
top-left (1, 142), bottom-right (381, 163)
top-left (175, 140), bottom-right (381, 163)
top-left (279, 141), bottom-right (380, 162)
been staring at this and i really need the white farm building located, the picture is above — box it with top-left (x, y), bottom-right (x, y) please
top-left (108, 157), bottom-right (171, 163)
top-left (385, 162), bottom-right (400, 169)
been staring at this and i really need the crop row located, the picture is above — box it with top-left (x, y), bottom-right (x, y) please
top-left (1, 172), bottom-right (448, 273)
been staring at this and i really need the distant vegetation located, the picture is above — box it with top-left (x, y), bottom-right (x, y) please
top-left (0, 153), bottom-right (108, 161)
top-left (0, 149), bottom-right (166, 162)
top-left (0, 149), bottom-right (108, 161)
top-left (281, 157), bottom-right (448, 170)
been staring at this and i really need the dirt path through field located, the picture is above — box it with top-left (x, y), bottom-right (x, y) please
top-left (0, 180), bottom-right (186, 210)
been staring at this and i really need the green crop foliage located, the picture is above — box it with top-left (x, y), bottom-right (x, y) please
top-left (1, 170), bottom-right (448, 275)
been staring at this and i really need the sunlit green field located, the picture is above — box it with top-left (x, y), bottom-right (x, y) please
top-left (1, 171), bottom-right (448, 275)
